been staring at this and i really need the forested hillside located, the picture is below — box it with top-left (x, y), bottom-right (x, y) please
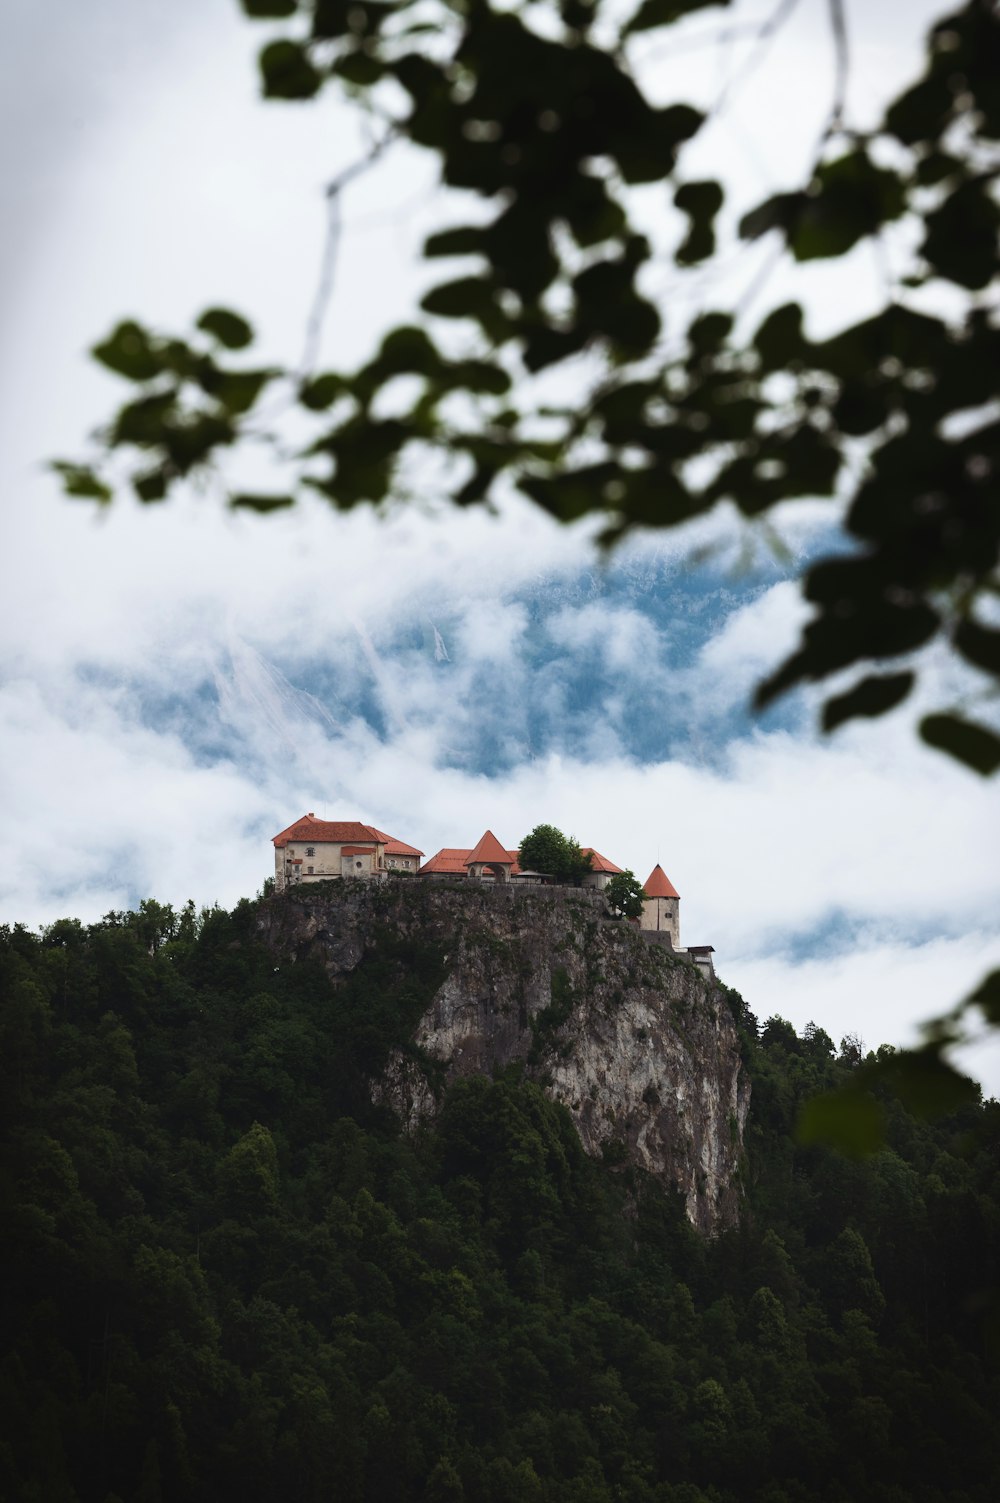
top-left (2, 897), bottom-right (999, 1502)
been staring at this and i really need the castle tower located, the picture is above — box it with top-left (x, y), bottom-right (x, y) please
top-left (465, 830), bottom-right (514, 882)
top-left (641, 865), bottom-right (680, 946)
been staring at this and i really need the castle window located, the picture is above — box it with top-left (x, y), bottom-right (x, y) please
top-left (306, 846), bottom-right (315, 856)
top-left (307, 866), bottom-right (314, 874)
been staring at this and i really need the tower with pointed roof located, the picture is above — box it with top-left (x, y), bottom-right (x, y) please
top-left (464, 830), bottom-right (515, 882)
top-left (641, 864), bottom-right (680, 946)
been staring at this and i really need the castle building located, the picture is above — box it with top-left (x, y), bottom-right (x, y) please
top-left (639, 864), bottom-right (715, 977)
top-left (272, 815), bottom-right (423, 892)
top-left (269, 816), bottom-right (714, 974)
top-left (419, 831), bottom-right (623, 891)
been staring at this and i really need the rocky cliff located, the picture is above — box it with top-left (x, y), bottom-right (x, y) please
top-left (255, 881), bottom-right (750, 1232)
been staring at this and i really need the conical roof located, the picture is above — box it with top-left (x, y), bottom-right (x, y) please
top-left (465, 830), bottom-right (512, 866)
top-left (643, 864), bottom-right (680, 899)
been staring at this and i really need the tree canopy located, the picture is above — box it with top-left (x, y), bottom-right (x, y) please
top-left (56, 0), bottom-right (1000, 776)
top-left (604, 868), bottom-right (646, 920)
top-left (519, 824), bottom-right (593, 883)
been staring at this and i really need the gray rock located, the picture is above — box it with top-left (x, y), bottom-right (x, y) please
top-left (255, 880), bottom-right (749, 1233)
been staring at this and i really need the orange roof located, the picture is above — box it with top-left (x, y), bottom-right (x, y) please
top-left (420, 848), bottom-right (474, 875)
top-left (465, 830), bottom-right (513, 866)
top-left (420, 845), bottom-right (524, 876)
top-left (272, 814), bottom-right (421, 854)
top-left (581, 847), bottom-right (622, 875)
top-left (370, 826), bottom-right (424, 858)
top-left (644, 864), bottom-right (680, 899)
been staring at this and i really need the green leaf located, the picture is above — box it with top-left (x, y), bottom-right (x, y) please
top-left (259, 39), bottom-right (322, 99)
top-left (955, 618), bottom-right (1000, 675)
top-left (674, 179), bottom-right (724, 264)
top-left (674, 180), bottom-right (723, 217)
top-left (133, 468), bottom-right (169, 503)
top-left (51, 462), bottom-right (113, 502)
top-left (230, 492), bottom-right (296, 512)
top-left (448, 360), bottom-right (511, 396)
top-left (421, 277), bottom-right (499, 322)
top-left (240, 0), bottom-right (297, 15)
top-left (739, 192), bottom-right (805, 244)
top-left (914, 150), bottom-right (963, 186)
top-left (797, 1088), bottom-right (885, 1157)
top-left (876, 1047), bottom-right (979, 1119)
top-left (822, 672), bottom-right (914, 731)
top-left (423, 226), bottom-right (486, 259)
top-left (299, 373), bottom-right (345, 410)
top-left (688, 312), bottom-right (733, 354)
top-left (920, 713), bottom-right (1000, 775)
top-left (753, 303), bottom-right (805, 370)
top-left (376, 325), bottom-right (441, 374)
top-left (333, 50), bottom-right (384, 87)
top-left (208, 370), bottom-right (275, 415)
top-left (792, 152), bottom-right (906, 261)
top-left (161, 413), bottom-right (235, 473)
top-left (92, 321), bottom-right (164, 382)
top-left (197, 308), bottom-right (254, 349)
top-left (921, 179), bottom-right (1000, 291)
top-left (111, 391), bottom-right (177, 446)
top-left (966, 968), bottom-right (1000, 1026)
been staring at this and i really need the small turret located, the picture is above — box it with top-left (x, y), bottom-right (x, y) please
top-left (641, 864), bottom-right (680, 946)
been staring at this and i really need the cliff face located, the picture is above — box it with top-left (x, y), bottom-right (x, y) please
top-left (255, 882), bottom-right (749, 1232)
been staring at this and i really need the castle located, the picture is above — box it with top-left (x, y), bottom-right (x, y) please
top-left (271, 814), bottom-right (714, 974)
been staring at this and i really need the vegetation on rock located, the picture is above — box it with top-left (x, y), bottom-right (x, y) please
top-left (2, 897), bottom-right (998, 1502)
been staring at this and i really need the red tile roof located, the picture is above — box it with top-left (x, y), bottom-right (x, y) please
top-left (370, 827), bottom-right (424, 858)
top-left (581, 847), bottom-right (623, 875)
top-left (272, 814), bottom-right (422, 855)
top-left (420, 845), bottom-right (524, 877)
top-left (465, 830), bottom-right (514, 866)
top-left (644, 864), bottom-right (680, 899)
top-left (420, 848), bottom-right (475, 875)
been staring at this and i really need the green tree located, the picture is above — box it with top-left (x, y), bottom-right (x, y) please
top-left (604, 869), bottom-right (645, 921)
top-left (519, 824), bottom-right (592, 884)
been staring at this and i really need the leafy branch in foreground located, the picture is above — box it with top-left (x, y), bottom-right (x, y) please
top-left (58, 0), bottom-right (999, 767)
top-left (51, 0), bottom-right (1000, 1115)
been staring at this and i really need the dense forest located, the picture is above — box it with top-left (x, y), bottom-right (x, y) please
top-left (2, 896), bottom-right (999, 1502)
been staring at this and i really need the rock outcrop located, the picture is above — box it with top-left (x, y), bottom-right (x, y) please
top-left (255, 881), bottom-right (749, 1232)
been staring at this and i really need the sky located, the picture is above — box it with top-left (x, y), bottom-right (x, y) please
top-left (2, 0), bottom-right (999, 1090)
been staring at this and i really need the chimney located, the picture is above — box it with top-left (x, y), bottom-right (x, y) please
top-left (307, 812), bottom-right (315, 818)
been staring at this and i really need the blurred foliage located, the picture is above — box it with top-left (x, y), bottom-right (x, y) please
top-left (2, 897), bottom-right (1000, 1500)
top-left (56, 0), bottom-right (1000, 768)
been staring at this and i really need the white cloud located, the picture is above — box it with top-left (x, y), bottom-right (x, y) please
top-left (728, 933), bottom-right (1000, 1097)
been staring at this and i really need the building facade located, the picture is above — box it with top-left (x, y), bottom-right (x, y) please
top-left (272, 815), bottom-right (423, 892)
